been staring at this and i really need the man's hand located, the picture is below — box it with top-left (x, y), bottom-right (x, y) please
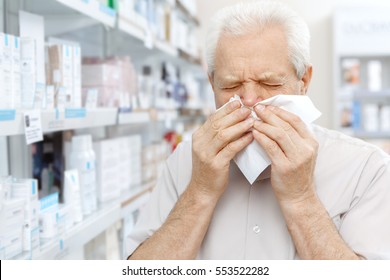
top-left (252, 105), bottom-right (318, 205)
top-left (190, 100), bottom-right (254, 199)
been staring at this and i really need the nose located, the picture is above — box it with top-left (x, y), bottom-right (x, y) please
top-left (240, 83), bottom-right (263, 107)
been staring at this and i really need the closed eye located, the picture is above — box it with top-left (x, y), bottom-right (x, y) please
top-left (222, 85), bottom-right (240, 90)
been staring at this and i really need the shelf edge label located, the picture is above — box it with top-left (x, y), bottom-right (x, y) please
top-left (0, 109), bottom-right (16, 121)
top-left (65, 108), bottom-right (87, 119)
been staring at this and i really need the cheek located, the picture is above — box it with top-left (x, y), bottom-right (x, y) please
top-left (214, 90), bottom-right (237, 109)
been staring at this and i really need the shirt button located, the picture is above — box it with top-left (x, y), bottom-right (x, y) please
top-left (253, 225), bottom-right (261, 234)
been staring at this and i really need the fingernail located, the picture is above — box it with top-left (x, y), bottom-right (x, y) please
top-left (245, 118), bottom-right (254, 125)
top-left (230, 100), bottom-right (241, 109)
top-left (268, 106), bottom-right (276, 111)
top-left (240, 107), bottom-right (250, 114)
top-left (254, 104), bottom-right (265, 112)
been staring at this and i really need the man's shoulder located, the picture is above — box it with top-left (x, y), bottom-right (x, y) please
top-left (312, 124), bottom-right (390, 166)
top-left (167, 141), bottom-right (192, 166)
top-left (165, 141), bottom-right (193, 190)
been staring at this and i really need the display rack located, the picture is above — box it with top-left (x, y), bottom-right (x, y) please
top-left (333, 7), bottom-right (390, 141)
top-left (0, 108), bottom-right (117, 136)
top-left (0, 0), bottom-right (206, 260)
top-left (12, 181), bottom-right (154, 260)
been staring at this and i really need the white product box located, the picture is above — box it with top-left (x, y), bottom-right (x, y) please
top-left (62, 45), bottom-right (73, 107)
top-left (0, 199), bottom-right (25, 228)
top-left (39, 193), bottom-right (59, 239)
top-left (380, 106), bottom-right (390, 132)
top-left (363, 104), bottom-right (379, 132)
top-left (73, 46), bottom-right (82, 108)
top-left (94, 139), bottom-right (121, 202)
top-left (0, 33), bottom-right (4, 107)
top-left (82, 64), bottom-right (119, 87)
top-left (20, 37), bottom-right (37, 109)
top-left (1, 34), bottom-right (13, 109)
top-left (11, 36), bottom-right (22, 109)
top-left (0, 228), bottom-right (23, 259)
top-left (45, 85), bottom-right (55, 109)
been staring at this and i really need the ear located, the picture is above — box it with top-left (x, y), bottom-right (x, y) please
top-left (300, 65), bottom-right (312, 95)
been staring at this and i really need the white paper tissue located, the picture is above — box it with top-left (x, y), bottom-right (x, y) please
top-left (217, 94), bottom-right (321, 184)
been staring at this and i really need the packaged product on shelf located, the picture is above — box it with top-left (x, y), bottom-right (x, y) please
top-left (39, 192), bottom-right (59, 239)
top-left (116, 137), bottom-right (131, 191)
top-left (128, 135), bottom-right (142, 187)
top-left (20, 37), bottom-right (37, 109)
top-left (11, 35), bottom-right (22, 109)
top-left (341, 58), bottom-right (360, 93)
top-left (73, 46), bottom-right (82, 108)
top-left (83, 88), bottom-right (99, 109)
top-left (82, 56), bottom-right (137, 109)
top-left (57, 204), bottom-right (72, 234)
top-left (63, 169), bottom-right (83, 224)
top-left (10, 178), bottom-right (40, 254)
top-left (69, 135), bottom-right (98, 216)
top-left (380, 105), bottom-right (390, 132)
top-left (94, 138), bottom-right (121, 202)
top-left (45, 85), bottom-right (55, 109)
top-left (0, 33), bottom-right (14, 109)
top-left (47, 43), bottom-right (82, 108)
top-left (367, 60), bottom-right (382, 92)
top-left (0, 186), bottom-right (25, 259)
top-left (363, 104), bottom-right (380, 132)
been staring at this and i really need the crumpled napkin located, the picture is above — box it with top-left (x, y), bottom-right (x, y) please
top-left (217, 94), bottom-right (321, 184)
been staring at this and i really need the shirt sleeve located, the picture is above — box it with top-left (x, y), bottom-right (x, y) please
top-left (125, 160), bottom-right (180, 258)
top-left (338, 151), bottom-right (390, 259)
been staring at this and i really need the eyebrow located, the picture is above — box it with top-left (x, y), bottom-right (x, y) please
top-left (257, 72), bottom-right (289, 82)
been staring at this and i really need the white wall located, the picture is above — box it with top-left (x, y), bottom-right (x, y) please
top-left (197, 0), bottom-right (390, 128)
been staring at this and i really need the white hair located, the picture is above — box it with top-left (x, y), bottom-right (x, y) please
top-left (206, 0), bottom-right (311, 79)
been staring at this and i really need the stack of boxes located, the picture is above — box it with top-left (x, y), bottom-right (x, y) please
top-left (82, 56), bottom-right (137, 109)
top-left (142, 141), bottom-right (170, 183)
top-left (94, 135), bottom-right (142, 202)
top-left (46, 44), bottom-right (82, 109)
top-left (94, 138), bottom-right (121, 202)
top-left (11, 179), bottom-right (40, 258)
top-left (0, 33), bottom-right (22, 110)
top-left (0, 177), bottom-right (40, 259)
top-left (38, 192), bottom-right (59, 241)
top-left (20, 37), bottom-right (37, 109)
top-left (0, 193), bottom-right (24, 259)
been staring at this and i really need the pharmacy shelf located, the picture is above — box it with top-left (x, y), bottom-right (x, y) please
top-left (353, 131), bottom-right (390, 139)
top-left (118, 17), bottom-right (179, 58)
top-left (34, 183), bottom-right (153, 260)
top-left (353, 90), bottom-right (390, 100)
top-left (118, 110), bottom-right (179, 125)
top-left (56, 0), bottom-right (116, 27)
top-left (117, 111), bottom-right (151, 124)
top-left (0, 108), bottom-right (118, 137)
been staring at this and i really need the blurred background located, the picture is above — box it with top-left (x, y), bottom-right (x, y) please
top-left (0, 0), bottom-right (389, 260)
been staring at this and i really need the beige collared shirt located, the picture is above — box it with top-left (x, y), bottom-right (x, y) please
top-left (126, 125), bottom-right (390, 259)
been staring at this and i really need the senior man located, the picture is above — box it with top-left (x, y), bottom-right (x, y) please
top-left (127, 1), bottom-right (390, 259)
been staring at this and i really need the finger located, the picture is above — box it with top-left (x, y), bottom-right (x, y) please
top-left (253, 120), bottom-right (298, 158)
top-left (203, 105), bottom-right (251, 136)
top-left (216, 132), bottom-right (254, 163)
top-left (212, 118), bottom-right (255, 153)
top-left (252, 129), bottom-right (287, 163)
top-left (254, 105), bottom-right (302, 143)
top-left (255, 105), bottom-right (313, 139)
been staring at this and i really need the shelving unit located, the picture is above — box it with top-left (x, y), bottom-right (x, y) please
top-left (12, 181), bottom-right (154, 260)
top-left (333, 7), bottom-right (390, 143)
top-left (0, 0), bottom-right (207, 260)
top-left (0, 108), bottom-right (117, 136)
